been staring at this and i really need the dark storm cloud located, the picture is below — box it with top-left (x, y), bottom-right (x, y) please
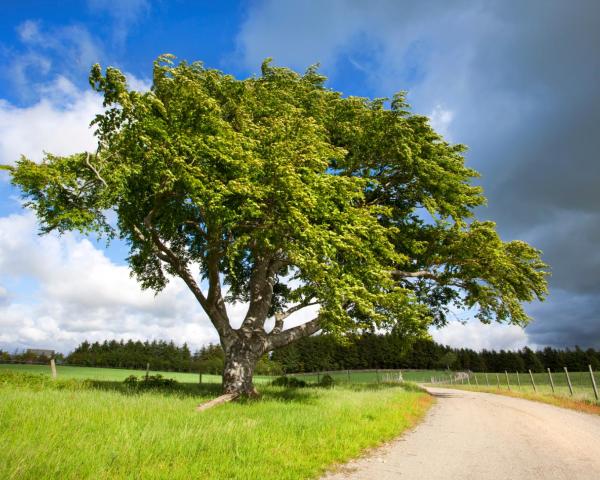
top-left (238, 0), bottom-right (600, 347)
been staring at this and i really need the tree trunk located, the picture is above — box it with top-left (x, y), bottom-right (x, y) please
top-left (222, 342), bottom-right (261, 397)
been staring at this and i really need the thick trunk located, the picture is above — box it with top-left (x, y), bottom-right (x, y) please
top-left (222, 343), bottom-right (261, 397)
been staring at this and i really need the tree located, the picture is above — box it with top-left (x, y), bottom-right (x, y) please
top-left (3, 56), bottom-right (548, 396)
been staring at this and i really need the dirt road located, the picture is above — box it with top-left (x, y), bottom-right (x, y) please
top-left (323, 387), bottom-right (600, 480)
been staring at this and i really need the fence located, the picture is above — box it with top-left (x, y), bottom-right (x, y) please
top-left (286, 368), bottom-right (449, 384)
top-left (429, 365), bottom-right (600, 403)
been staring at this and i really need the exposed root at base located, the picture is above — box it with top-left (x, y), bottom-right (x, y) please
top-left (196, 393), bottom-right (239, 412)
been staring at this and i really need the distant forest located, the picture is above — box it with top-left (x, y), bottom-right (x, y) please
top-left (3, 334), bottom-right (600, 373)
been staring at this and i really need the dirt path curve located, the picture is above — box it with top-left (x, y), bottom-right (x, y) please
top-left (322, 387), bottom-right (600, 480)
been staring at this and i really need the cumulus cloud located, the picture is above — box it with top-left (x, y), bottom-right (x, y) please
top-left (0, 76), bottom-right (150, 168)
top-left (236, 0), bottom-right (600, 348)
top-left (430, 321), bottom-right (532, 352)
top-left (0, 211), bottom-right (221, 353)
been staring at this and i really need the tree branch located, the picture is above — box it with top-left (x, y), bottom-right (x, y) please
top-left (84, 153), bottom-right (107, 188)
top-left (268, 316), bottom-right (322, 350)
top-left (140, 210), bottom-right (232, 337)
top-left (390, 269), bottom-right (440, 280)
top-left (271, 299), bottom-right (318, 335)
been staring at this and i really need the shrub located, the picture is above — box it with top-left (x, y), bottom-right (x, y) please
top-left (122, 374), bottom-right (178, 389)
top-left (270, 376), bottom-right (307, 388)
top-left (319, 374), bottom-right (335, 388)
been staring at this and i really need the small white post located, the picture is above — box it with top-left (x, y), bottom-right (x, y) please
top-left (50, 358), bottom-right (57, 379)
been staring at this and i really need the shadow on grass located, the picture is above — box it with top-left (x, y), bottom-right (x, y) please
top-left (2, 370), bottom-right (416, 405)
top-left (88, 379), bottom-right (223, 398)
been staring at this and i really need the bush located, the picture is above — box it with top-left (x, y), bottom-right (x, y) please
top-left (122, 374), bottom-right (178, 389)
top-left (271, 376), bottom-right (307, 388)
top-left (319, 374), bottom-right (335, 388)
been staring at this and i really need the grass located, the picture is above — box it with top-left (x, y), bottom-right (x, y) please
top-left (0, 363), bottom-right (271, 384)
top-left (436, 384), bottom-right (600, 416)
top-left (0, 370), bottom-right (432, 480)
top-left (287, 369), bottom-right (449, 384)
top-left (431, 370), bottom-right (600, 403)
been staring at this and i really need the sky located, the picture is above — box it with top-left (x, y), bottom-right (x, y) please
top-left (1, 0), bottom-right (599, 354)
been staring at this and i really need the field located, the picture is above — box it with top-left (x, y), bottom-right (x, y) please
top-left (0, 367), bottom-right (432, 480)
top-left (288, 369), bottom-right (449, 384)
top-left (0, 363), bottom-right (271, 384)
top-left (429, 370), bottom-right (600, 404)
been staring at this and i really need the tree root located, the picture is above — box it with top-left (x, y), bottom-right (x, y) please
top-left (196, 393), bottom-right (239, 412)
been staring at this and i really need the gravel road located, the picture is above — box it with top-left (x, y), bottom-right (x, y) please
top-left (323, 387), bottom-right (600, 480)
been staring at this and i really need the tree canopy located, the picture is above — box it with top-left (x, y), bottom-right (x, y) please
top-left (5, 55), bottom-right (549, 394)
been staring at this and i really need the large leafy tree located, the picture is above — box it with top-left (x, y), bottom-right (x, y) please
top-left (4, 56), bottom-right (548, 396)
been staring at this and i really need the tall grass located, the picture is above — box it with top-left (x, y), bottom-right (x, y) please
top-left (0, 371), bottom-right (432, 480)
top-left (0, 363), bottom-right (271, 384)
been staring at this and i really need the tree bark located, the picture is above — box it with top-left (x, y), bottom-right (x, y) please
top-left (221, 340), bottom-right (262, 397)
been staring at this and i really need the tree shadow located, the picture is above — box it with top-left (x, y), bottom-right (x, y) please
top-left (88, 379), bottom-right (223, 399)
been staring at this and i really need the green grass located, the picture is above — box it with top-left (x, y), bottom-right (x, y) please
top-left (0, 363), bottom-right (271, 384)
top-left (0, 371), bottom-right (432, 480)
top-left (430, 370), bottom-right (600, 403)
top-left (287, 369), bottom-right (449, 384)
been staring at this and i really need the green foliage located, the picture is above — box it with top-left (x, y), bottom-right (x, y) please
top-left (319, 374), bottom-right (335, 388)
top-left (6, 55), bottom-right (549, 350)
top-left (272, 333), bottom-right (600, 374)
top-left (270, 376), bottom-right (307, 388)
top-left (123, 374), bottom-right (179, 389)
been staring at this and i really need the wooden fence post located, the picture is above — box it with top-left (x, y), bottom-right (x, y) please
top-left (516, 371), bottom-right (521, 388)
top-left (547, 368), bottom-right (555, 393)
top-left (199, 372), bottom-right (202, 384)
top-left (496, 373), bottom-right (500, 388)
top-left (146, 362), bottom-right (150, 380)
top-left (528, 369), bottom-right (537, 392)
top-left (50, 358), bottom-right (57, 379)
top-left (467, 373), bottom-right (471, 385)
top-left (563, 367), bottom-right (574, 396)
top-left (485, 372), bottom-right (490, 386)
top-left (589, 365), bottom-right (599, 401)
top-left (474, 374), bottom-right (479, 386)
top-left (504, 371), bottom-right (510, 391)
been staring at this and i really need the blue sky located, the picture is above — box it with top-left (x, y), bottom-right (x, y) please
top-left (1, 0), bottom-right (599, 353)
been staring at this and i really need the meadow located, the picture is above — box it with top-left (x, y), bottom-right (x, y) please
top-left (0, 366), bottom-right (432, 480)
top-left (430, 370), bottom-right (600, 403)
top-left (0, 363), bottom-right (271, 384)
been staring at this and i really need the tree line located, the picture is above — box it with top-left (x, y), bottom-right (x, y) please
top-left (63, 339), bottom-right (282, 375)
top-left (3, 334), bottom-right (599, 374)
top-left (270, 334), bottom-right (600, 373)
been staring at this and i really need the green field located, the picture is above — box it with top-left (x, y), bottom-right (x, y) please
top-left (0, 363), bottom-right (272, 384)
top-left (0, 364), bottom-right (446, 385)
top-left (0, 368), bottom-right (432, 480)
top-left (429, 370), bottom-right (600, 403)
top-left (288, 369), bottom-right (449, 384)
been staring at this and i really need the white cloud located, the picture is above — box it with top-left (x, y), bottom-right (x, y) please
top-left (0, 211), bottom-right (221, 353)
top-left (0, 81), bottom-right (101, 165)
top-left (430, 320), bottom-right (532, 351)
top-left (0, 72), bottom-right (150, 166)
top-left (429, 105), bottom-right (454, 142)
